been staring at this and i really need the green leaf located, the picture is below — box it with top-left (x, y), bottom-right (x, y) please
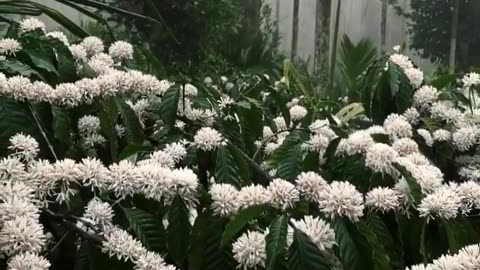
top-left (0, 59), bottom-right (44, 79)
top-left (266, 87), bottom-right (290, 125)
top-left (215, 146), bottom-right (241, 187)
top-left (189, 211), bottom-right (235, 270)
top-left (115, 97), bottom-right (144, 145)
top-left (99, 97), bottom-right (118, 162)
top-left (73, 240), bottom-right (89, 270)
top-left (167, 195), bottom-right (192, 268)
top-left (393, 163), bottom-right (423, 204)
top-left (221, 204), bottom-right (271, 247)
top-left (287, 229), bottom-right (330, 270)
top-left (266, 215), bottom-right (288, 270)
top-left (267, 135), bottom-right (301, 168)
top-left (276, 143), bottom-right (302, 181)
top-left (122, 207), bottom-right (166, 253)
top-left (334, 219), bottom-right (374, 269)
top-left (159, 86), bottom-right (179, 128)
top-left (51, 106), bottom-right (71, 145)
top-left (356, 220), bottom-right (391, 270)
top-left (441, 219), bottom-right (479, 253)
top-left (429, 73), bottom-right (457, 89)
top-left (228, 144), bottom-right (251, 185)
top-left (303, 151), bottom-right (320, 172)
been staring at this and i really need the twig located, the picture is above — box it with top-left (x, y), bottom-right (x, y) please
top-left (252, 126), bottom-right (312, 161)
top-left (45, 210), bottom-right (103, 244)
top-left (50, 231), bottom-right (71, 252)
top-left (27, 102), bottom-right (58, 160)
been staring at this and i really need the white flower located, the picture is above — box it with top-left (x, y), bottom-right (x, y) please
top-left (291, 216), bottom-right (336, 251)
top-left (30, 81), bottom-right (53, 102)
top-left (405, 152), bottom-right (430, 166)
top-left (171, 168), bottom-right (198, 205)
top-left (204, 77), bottom-right (213, 84)
top-left (411, 164), bottom-right (444, 193)
top-left (8, 133), bottom-right (39, 160)
top-left (116, 124), bottom-right (126, 137)
top-left (365, 143), bottom-right (398, 175)
top-left (304, 134), bottom-right (329, 153)
top-left (209, 183), bottom-right (240, 217)
top-left (343, 131), bottom-right (374, 155)
top-left (218, 95), bottom-right (235, 109)
top-left (462, 72), bottom-right (480, 88)
top-left (289, 105), bottom-right (307, 121)
top-left (417, 129), bottom-right (433, 146)
top-left (146, 150), bottom-right (175, 168)
top-left (0, 217), bottom-right (46, 255)
top-left (53, 83), bottom-right (83, 107)
top-left (403, 107), bottom-right (420, 124)
top-left (134, 251), bottom-right (176, 270)
top-left (109, 40), bottom-right (133, 61)
top-left (263, 126), bottom-right (274, 139)
top-left (46, 31), bottom-right (69, 46)
top-left (78, 115), bottom-right (101, 135)
top-left (457, 244), bottom-right (480, 269)
top-left (365, 187), bottom-right (401, 212)
top-left (317, 181), bottom-right (364, 222)
top-left (238, 185), bottom-right (271, 208)
top-left (19, 18), bottom-right (45, 32)
top-left (389, 53), bottom-right (413, 70)
top-left (193, 127), bottom-right (226, 151)
top-left (0, 181), bottom-right (34, 203)
top-left (267, 178), bottom-right (300, 210)
top-left (453, 126), bottom-right (479, 151)
top-left (0, 198), bottom-right (39, 225)
top-left (406, 264), bottom-right (427, 270)
top-left (430, 101), bottom-right (464, 124)
top-left (81, 36), bottom-right (104, 56)
top-left (433, 129), bottom-right (451, 142)
top-left (0, 156), bottom-right (25, 181)
top-left (430, 254), bottom-right (464, 270)
top-left (69, 44), bottom-right (88, 61)
top-left (405, 68), bottom-right (424, 88)
top-left (78, 157), bottom-right (110, 190)
top-left (84, 198), bottom-right (114, 227)
top-left (384, 114), bottom-right (412, 138)
top-left (392, 138), bottom-right (419, 156)
top-left (418, 186), bottom-right (461, 220)
top-left (183, 84), bottom-right (198, 97)
top-left (0, 38), bottom-right (22, 55)
top-left (6, 76), bottom-right (31, 100)
top-left (295, 172), bottom-right (327, 202)
top-left (107, 161), bottom-right (141, 198)
top-left (413, 86), bottom-right (439, 109)
top-left (273, 116), bottom-right (288, 131)
top-left (455, 181), bottom-right (480, 213)
top-left (102, 227), bottom-right (146, 262)
top-left (7, 252), bottom-right (50, 270)
top-left (232, 231), bottom-right (266, 270)
top-left (164, 142), bottom-right (187, 163)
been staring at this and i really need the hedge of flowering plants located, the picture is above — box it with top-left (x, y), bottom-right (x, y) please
top-left (3, 17), bottom-right (480, 270)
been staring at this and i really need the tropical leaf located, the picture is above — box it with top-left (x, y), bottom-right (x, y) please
top-left (158, 86), bottom-right (179, 129)
top-left (356, 220), bottom-right (391, 270)
top-left (221, 204), bottom-right (271, 247)
top-left (51, 105), bottom-right (71, 146)
top-left (167, 195), bottom-right (192, 268)
top-left (189, 211), bottom-right (235, 270)
top-left (215, 146), bottom-right (241, 187)
top-left (276, 142), bottom-right (302, 181)
top-left (266, 215), bottom-right (288, 270)
top-left (115, 97), bottom-right (144, 145)
top-left (99, 97), bottom-right (119, 162)
top-left (122, 207), bottom-right (166, 253)
top-left (393, 163), bottom-right (423, 204)
top-left (287, 229), bottom-right (330, 270)
top-left (334, 219), bottom-right (374, 269)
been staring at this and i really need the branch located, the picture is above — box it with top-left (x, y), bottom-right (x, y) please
top-left (45, 210), bottom-right (103, 244)
top-left (252, 126), bottom-right (312, 161)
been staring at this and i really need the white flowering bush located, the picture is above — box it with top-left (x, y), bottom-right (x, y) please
top-left (2, 18), bottom-right (480, 270)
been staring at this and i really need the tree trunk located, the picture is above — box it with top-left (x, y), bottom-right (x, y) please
top-left (291, 0), bottom-right (300, 58)
top-left (449, 0), bottom-right (460, 73)
top-left (241, 0), bottom-right (262, 37)
top-left (328, 0), bottom-right (342, 93)
top-left (380, 0), bottom-right (388, 54)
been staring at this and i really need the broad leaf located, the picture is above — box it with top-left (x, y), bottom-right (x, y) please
top-left (215, 146), bottom-right (241, 187)
top-left (287, 229), bottom-right (330, 270)
top-left (276, 143), bottom-right (302, 181)
top-left (159, 86), bottom-right (179, 128)
top-left (115, 97), bottom-right (144, 145)
top-left (334, 219), bottom-right (374, 269)
top-left (167, 195), bottom-right (192, 268)
top-left (266, 215), bottom-right (288, 270)
top-left (221, 204), bottom-right (271, 247)
top-left (99, 97), bottom-right (118, 162)
top-left (122, 207), bottom-right (166, 253)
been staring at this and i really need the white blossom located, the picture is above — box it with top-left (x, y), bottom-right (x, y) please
top-left (452, 126), bottom-right (479, 151)
top-left (69, 44), bottom-right (88, 61)
top-left (289, 105), bottom-right (307, 121)
top-left (81, 36), bottom-right (104, 56)
top-left (392, 138), bottom-right (419, 156)
top-left (365, 187), bottom-right (401, 212)
top-left (384, 114), bottom-right (412, 138)
top-left (365, 143), bottom-right (398, 175)
top-left (413, 86), bottom-right (439, 109)
top-left (295, 171), bottom-right (327, 202)
top-left (232, 231), bottom-right (266, 270)
top-left (193, 127), bottom-right (226, 151)
top-left (0, 38), bottom-right (21, 55)
top-left (405, 68), bottom-right (424, 88)
top-left (291, 216), bottom-right (336, 251)
top-left (84, 198), bottom-right (114, 227)
top-left (78, 115), bottom-right (101, 135)
top-left (418, 186), bottom-right (461, 220)
top-left (19, 18), bottom-right (45, 32)
top-left (267, 178), bottom-right (300, 210)
top-left (0, 217), bottom-right (46, 255)
top-left (343, 131), bottom-right (374, 155)
top-left (433, 129), bottom-right (451, 142)
top-left (7, 252), bottom-right (50, 270)
top-left (417, 129), bottom-right (433, 146)
top-left (109, 40), bottom-right (134, 61)
top-left (46, 31), bottom-right (69, 46)
top-left (238, 185), bottom-right (271, 208)
top-left (317, 181), bottom-right (364, 222)
top-left (462, 72), bottom-right (480, 88)
top-left (8, 133), bottom-right (39, 160)
top-left (102, 227), bottom-right (146, 262)
top-left (403, 107), bottom-right (420, 124)
top-left (209, 183), bottom-right (240, 217)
